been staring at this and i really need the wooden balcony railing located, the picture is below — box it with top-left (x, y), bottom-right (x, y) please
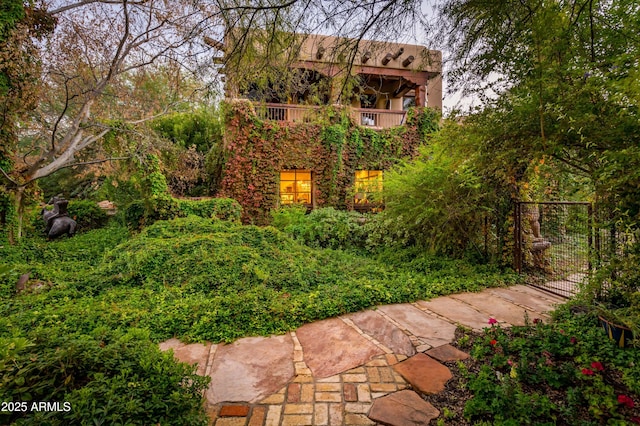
top-left (254, 103), bottom-right (407, 129)
top-left (356, 109), bottom-right (406, 128)
top-left (255, 104), bottom-right (320, 123)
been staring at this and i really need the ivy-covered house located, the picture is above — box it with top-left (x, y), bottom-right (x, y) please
top-left (213, 34), bottom-right (442, 223)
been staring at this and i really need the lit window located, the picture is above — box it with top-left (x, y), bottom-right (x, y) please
top-left (354, 170), bottom-right (383, 204)
top-left (280, 170), bottom-right (312, 205)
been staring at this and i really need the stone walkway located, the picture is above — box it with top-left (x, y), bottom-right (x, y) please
top-left (159, 285), bottom-right (566, 425)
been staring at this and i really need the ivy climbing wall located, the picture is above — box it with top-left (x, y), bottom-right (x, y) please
top-left (218, 100), bottom-right (438, 224)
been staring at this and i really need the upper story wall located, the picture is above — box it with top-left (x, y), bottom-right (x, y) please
top-left (218, 100), bottom-right (439, 224)
top-left (217, 32), bottom-right (443, 110)
top-left (297, 34), bottom-right (441, 75)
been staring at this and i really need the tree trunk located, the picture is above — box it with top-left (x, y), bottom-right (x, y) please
top-left (9, 186), bottom-right (25, 244)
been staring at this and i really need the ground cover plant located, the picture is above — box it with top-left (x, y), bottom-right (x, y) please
top-left (0, 215), bottom-right (516, 424)
top-left (426, 305), bottom-right (640, 425)
top-left (1, 215), bottom-right (516, 342)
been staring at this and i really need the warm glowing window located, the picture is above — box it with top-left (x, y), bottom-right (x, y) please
top-left (354, 170), bottom-right (383, 204)
top-left (280, 170), bottom-right (312, 205)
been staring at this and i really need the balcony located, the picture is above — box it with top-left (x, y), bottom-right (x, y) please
top-left (255, 103), bottom-right (407, 129)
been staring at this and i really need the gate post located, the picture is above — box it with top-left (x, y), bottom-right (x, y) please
top-left (588, 203), bottom-right (593, 271)
top-left (514, 202), bottom-right (522, 273)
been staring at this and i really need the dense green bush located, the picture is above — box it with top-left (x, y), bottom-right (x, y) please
top-left (272, 206), bottom-right (367, 250)
top-left (381, 129), bottom-right (494, 258)
top-left (176, 198), bottom-right (242, 222)
top-left (0, 263), bottom-right (17, 300)
top-left (0, 328), bottom-right (209, 426)
top-left (126, 197), bottom-right (241, 229)
top-left (150, 109), bottom-right (222, 154)
top-left (270, 204), bottom-right (308, 231)
top-left (124, 196), bottom-right (182, 230)
top-left (67, 200), bottom-right (110, 231)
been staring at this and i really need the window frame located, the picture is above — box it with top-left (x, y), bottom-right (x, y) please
top-left (354, 170), bottom-right (383, 206)
top-left (279, 169), bottom-right (313, 207)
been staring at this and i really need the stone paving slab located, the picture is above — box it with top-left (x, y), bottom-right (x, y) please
top-left (393, 353), bottom-right (452, 395)
top-left (508, 284), bottom-right (566, 304)
top-left (159, 284), bottom-right (569, 425)
top-left (426, 344), bottom-right (470, 363)
top-left (158, 338), bottom-right (212, 376)
top-left (451, 291), bottom-right (540, 326)
top-left (368, 390), bottom-right (440, 426)
top-left (416, 296), bottom-right (491, 331)
top-left (487, 286), bottom-right (559, 315)
top-left (206, 335), bottom-right (295, 404)
top-left (347, 310), bottom-right (415, 357)
top-left (296, 318), bottom-right (385, 378)
top-left (377, 303), bottom-right (458, 348)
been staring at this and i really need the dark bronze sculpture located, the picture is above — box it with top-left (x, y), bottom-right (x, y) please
top-left (41, 196), bottom-right (77, 239)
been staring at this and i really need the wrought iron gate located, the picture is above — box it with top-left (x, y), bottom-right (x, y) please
top-left (514, 202), bottom-right (592, 298)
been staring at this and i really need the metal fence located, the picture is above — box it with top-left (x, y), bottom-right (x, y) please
top-left (514, 202), bottom-right (592, 298)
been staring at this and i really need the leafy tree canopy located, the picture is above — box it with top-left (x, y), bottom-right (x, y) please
top-left (435, 0), bottom-right (640, 223)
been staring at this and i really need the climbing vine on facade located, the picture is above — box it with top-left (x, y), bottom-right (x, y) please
top-left (218, 101), bottom-right (438, 224)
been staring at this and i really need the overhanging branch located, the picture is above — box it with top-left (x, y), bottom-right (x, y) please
top-left (0, 166), bottom-right (19, 187)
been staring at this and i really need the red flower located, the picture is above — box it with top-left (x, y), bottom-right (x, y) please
top-left (630, 417), bottom-right (640, 424)
top-left (581, 368), bottom-right (594, 376)
top-left (488, 318), bottom-right (498, 325)
top-left (490, 339), bottom-right (497, 346)
top-left (618, 395), bottom-right (635, 408)
top-left (533, 318), bottom-right (542, 324)
top-left (570, 337), bottom-right (578, 344)
top-left (591, 361), bottom-right (604, 371)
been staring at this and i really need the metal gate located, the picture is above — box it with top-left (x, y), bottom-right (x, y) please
top-left (514, 202), bottom-right (592, 298)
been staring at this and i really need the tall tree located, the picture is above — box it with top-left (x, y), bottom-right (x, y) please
top-left (434, 0), bottom-right (640, 221)
top-left (0, 0), bottom-right (426, 242)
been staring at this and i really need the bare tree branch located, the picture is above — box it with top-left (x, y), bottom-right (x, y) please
top-left (48, 0), bottom-right (146, 15)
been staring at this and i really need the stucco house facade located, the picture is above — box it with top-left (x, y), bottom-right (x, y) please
top-left (213, 34), bottom-right (442, 223)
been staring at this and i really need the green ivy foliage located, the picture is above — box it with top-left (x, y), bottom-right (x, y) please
top-left (272, 206), bottom-right (367, 250)
top-left (1, 216), bottom-right (515, 343)
top-left (125, 197), bottom-right (242, 230)
top-left (150, 109), bottom-right (222, 154)
top-left (0, 214), bottom-right (517, 424)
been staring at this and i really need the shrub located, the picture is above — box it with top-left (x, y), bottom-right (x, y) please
top-left (270, 204), bottom-right (308, 231)
top-left (462, 306), bottom-right (640, 424)
top-left (125, 197), bottom-right (242, 230)
top-left (176, 198), bottom-right (242, 222)
top-left (0, 263), bottom-right (17, 299)
top-left (0, 328), bottom-right (209, 426)
top-left (124, 200), bottom-right (147, 229)
top-left (381, 134), bottom-right (492, 258)
top-left (271, 206), bottom-right (367, 250)
top-left (124, 196), bottom-right (182, 230)
top-left (67, 200), bottom-right (110, 231)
